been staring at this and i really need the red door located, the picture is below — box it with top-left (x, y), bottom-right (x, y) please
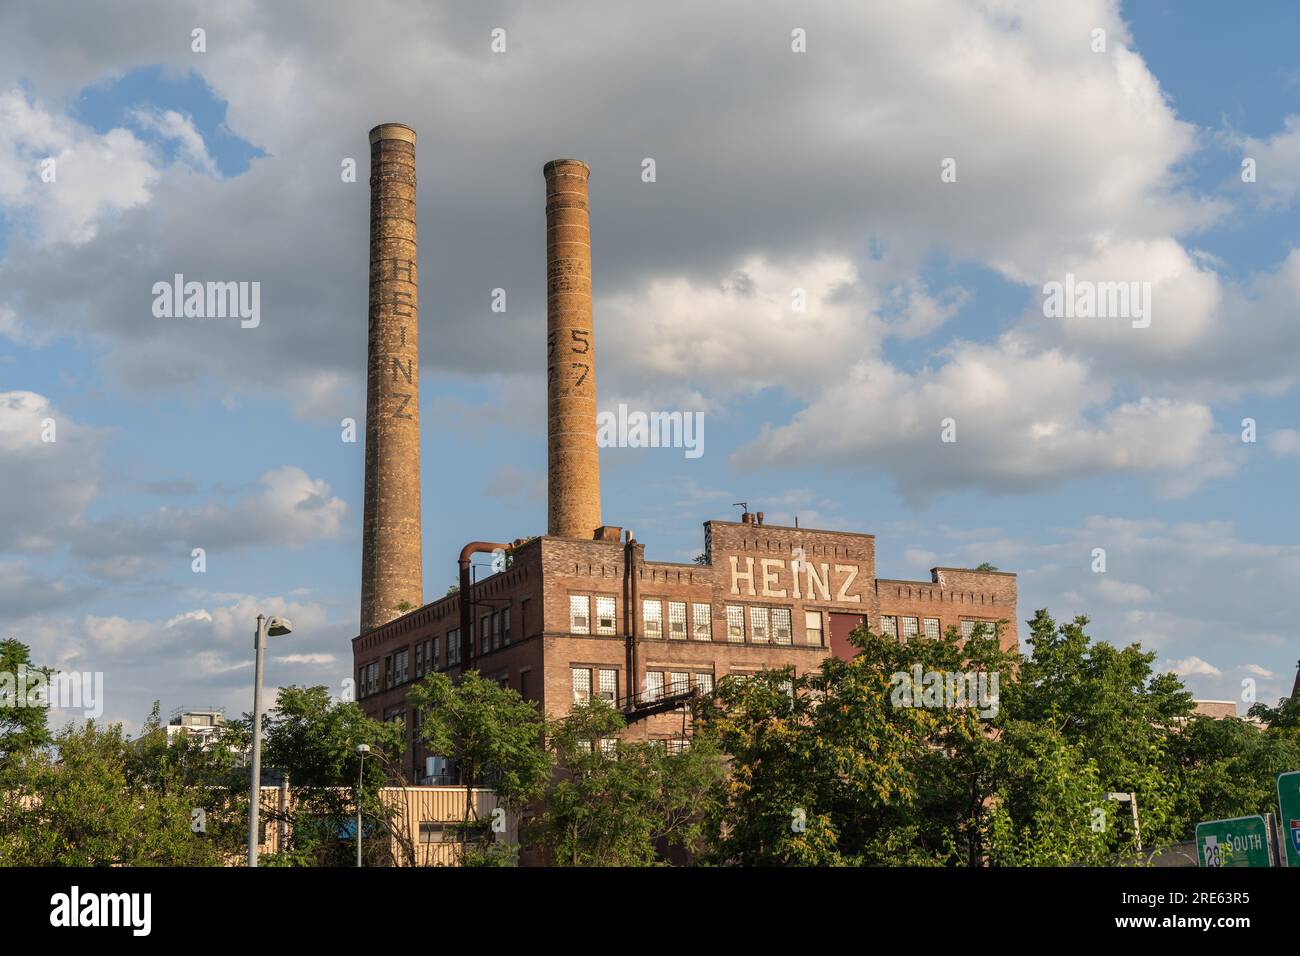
top-left (828, 613), bottom-right (867, 660)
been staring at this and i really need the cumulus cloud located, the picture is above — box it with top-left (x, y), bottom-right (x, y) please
top-left (1234, 115), bottom-right (1300, 208)
top-left (733, 341), bottom-right (1233, 502)
top-left (68, 466), bottom-right (347, 575)
top-left (2, 592), bottom-right (351, 727)
top-left (130, 107), bottom-right (218, 176)
top-left (1165, 656), bottom-right (1223, 678)
top-left (0, 390), bottom-right (104, 551)
top-left (0, 88), bottom-right (157, 246)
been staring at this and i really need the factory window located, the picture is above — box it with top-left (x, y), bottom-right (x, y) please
top-left (880, 615), bottom-right (898, 642)
top-left (415, 642), bottom-right (424, 678)
top-left (356, 666), bottom-right (365, 698)
top-left (572, 667), bottom-right (591, 704)
top-left (493, 611), bottom-right (503, 649)
top-left (749, 606), bottom-right (770, 643)
top-left (383, 655), bottom-right (393, 688)
top-left (692, 603), bottom-right (712, 641)
top-left (595, 596), bottom-right (616, 635)
top-left (599, 738), bottom-right (617, 757)
top-left (667, 601), bottom-right (687, 640)
top-left (576, 740), bottom-right (593, 755)
top-left (924, 618), bottom-right (940, 639)
top-left (481, 615), bottom-right (492, 653)
top-left (365, 661), bottom-right (379, 696)
top-left (805, 611), bottom-right (823, 646)
top-left (725, 605), bottom-right (745, 642)
top-left (447, 629), bottom-right (460, 665)
top-left (432, 637), bottom-right (440, 669)
top-left (901, 617), bottom-right (919, 643)
top-left (642, 599), bottom-right (663, 639)
top-left (644, 670), bottom-right (665, 702)
top-left (961, 619), bottom-right (990, 640)
top-left (569, 595), bottom-right (590, 635)
top-left (695, 673), bottom-right (714, 695)
top-left (669, 671), bottom-right (690, 695)
top-left (501, 607), bottom-right (511, 646)
top-left (667, 739), bottom-right (689, 755)
top-left (395, 648), bottom-right (409, 684)
top-left (772, 607), bottom-right (793, 645)
top-left (598, 668), bottom-right (618, 703)
top-left (420, 822), bottom-right (489, 844)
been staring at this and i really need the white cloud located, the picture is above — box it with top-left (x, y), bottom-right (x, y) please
top-left (1095, 579), bottom-right (1154, 604)
top-left (733, 341), bottom-right (1233, 501)
top-left (1165, 656), bottom-right (1222, 678)
top-left (130, 107), bottom-right (218, 176)
top-left (1235, 115), bottom-right (1300, 208)
top-left (0, 88), bottom-right (157, 245)
top-left (0, 390), bottom-right (103, 551)
top-left (1267, 428), bottom-right (1300, 457)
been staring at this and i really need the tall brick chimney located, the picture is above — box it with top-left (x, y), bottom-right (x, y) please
top-left (360, 123), bottom-right (423, 632)
top-left (544, 159), bottom-right (602, 538)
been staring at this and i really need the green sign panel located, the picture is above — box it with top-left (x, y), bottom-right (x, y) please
top-left (1279, 771), bottom-right (1300, 868)
top-left (1195, 815), bottom-right (1272, 868)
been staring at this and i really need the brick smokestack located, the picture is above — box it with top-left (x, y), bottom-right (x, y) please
top-left (544, 159), bottom-right (602, 538)
top-left (360, 123), bottom-right (423, 632)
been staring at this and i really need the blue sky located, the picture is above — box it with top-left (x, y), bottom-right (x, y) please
top-left (1, 0), bottom-right (1298, 728)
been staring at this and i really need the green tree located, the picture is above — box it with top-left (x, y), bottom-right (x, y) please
top-left (530, 699), bottom-right (724, 865)
top-left (1166, 713), bottom-right (1300, 831)
top-left (0, 639), bottom-right (52, 766)
top-left (695, 622), bottom-right (1019, 865)
top-left (250, 685), bottom-right (406, 866)
top-left (408, 671), bottom-right (550, 863)
top-left (1001, 610), bottom-right (1193, 852)
top-left (0, 716), bottom-right (238, 866)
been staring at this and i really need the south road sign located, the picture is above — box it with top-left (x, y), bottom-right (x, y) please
top-left (1195, 815), bottom-right (1273, 867)
top-left (1279, 771), bottom-right (1300, 868)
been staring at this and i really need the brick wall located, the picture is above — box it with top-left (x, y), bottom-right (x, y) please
top-left (353, 520), bottom-right (1019, 763)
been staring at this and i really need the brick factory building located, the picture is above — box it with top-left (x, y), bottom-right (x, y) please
top-left (351, 124), bottom-right (1018, 783)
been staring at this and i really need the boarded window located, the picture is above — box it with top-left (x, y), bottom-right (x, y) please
top-left (805, 611), bottom-right (823, 646)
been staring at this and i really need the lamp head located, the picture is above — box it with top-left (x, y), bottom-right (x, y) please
top-left (266, 617), bottom-right (293, 637)
top-left (356, 743), bottom-right (371, 755)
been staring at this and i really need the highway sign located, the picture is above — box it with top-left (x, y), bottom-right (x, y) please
top-left (1278, 771), bottom-right (1300, 867)
top-left (1195, 815), bottom-right (1272, 867)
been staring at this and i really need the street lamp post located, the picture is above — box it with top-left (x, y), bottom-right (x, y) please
top-left (356, 743), bottom-right (371, 867)
top-left (1107, 791), bottom-right (1142, 853)
top-left (247, 614), bottom-right (293, 867)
